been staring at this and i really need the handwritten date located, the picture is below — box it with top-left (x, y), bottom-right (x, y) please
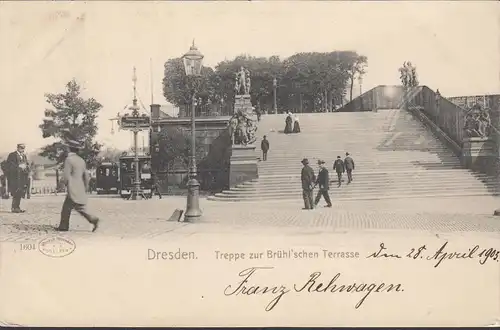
top-left (367, 242), bottom-right (499, 268)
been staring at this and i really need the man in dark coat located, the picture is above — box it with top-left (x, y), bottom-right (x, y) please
top-left (261, 135), bottom-right (270, 161)
top-left (6, 143), bottom-right (30, 213)
top-left (344, 152), bottom-right (355, 184)
top-left (314, 160), bottom-right (332, 207)
top-left (333, 156), bottom-right (345, 187)
top-left (300, 158), bottom-right (315, 210)
top-left (284, 113), bottom-right (293, 134)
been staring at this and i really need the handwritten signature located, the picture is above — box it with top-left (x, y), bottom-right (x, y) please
top-left (224, 267), bottom-right (404, 312)
top-left (367, 242), bottom-right (499, 267)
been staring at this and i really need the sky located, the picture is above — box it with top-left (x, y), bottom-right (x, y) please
top-left (0, 1), bottom-right (498, 154)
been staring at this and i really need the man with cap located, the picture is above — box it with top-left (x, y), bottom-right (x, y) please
top-left (56, 139), bottom-right (99, 232)
top-left (314, 159), bottom-right (332, 207)
top-left (333, 155), bottom-right (345, 187)
top-left (344, 152), bottom-right (355, 184)
top-left (6, 143), bottom-right (30, 213)
top-left (261, 135), bottom-right (270, 161)
top-left (300, 158), bottom-right (315, 209)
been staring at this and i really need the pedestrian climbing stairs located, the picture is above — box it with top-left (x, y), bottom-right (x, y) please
top-left (208, 108), bottom-right (496, 202)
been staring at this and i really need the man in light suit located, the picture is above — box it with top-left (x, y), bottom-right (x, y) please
top-left (6, 143), bottom-right (30, 213)
top-left (56, 139), bottom-right (99, 232)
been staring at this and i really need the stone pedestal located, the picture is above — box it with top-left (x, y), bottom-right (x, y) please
top-left (461, 137), bottom-right (496, 174)
top-left (234, 95), bottom-right (253, 114)
top-left (229, 144), bottom-right (258, 188)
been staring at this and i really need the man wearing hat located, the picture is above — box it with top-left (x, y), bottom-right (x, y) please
top-left (300, 158), bottom-right (315, 209)
top-left (6, 143), bottom-right (30, 213)
top-left (314, 159), bottom-right (332, 208)
top-left (333, 155), bottom-right (345, 187)
top-left (344, 152), bottom-right (355, 184)
top-left (57, 139), bottom-right (99, 232)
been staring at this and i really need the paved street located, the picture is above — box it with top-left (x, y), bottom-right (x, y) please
top-left (1, 194), bottom-right (500, 242)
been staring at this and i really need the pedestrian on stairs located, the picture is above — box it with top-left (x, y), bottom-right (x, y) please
top-left (333, 156), bottom-right (345, 187)
top-left (261, 135), bottom-right (270, 161)
top-left (292, 115), bottom-right (301, 133)
top-left (314, 160), bottom-right (332, 208)
top-left (344, 152), bottom-right (355, 184)
top-left (284, 112), bottom-right (293, 134)
top-left (301, 158), bottom-right (315, 209)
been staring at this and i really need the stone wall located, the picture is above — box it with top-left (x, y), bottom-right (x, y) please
top-left (338, 85), bottom-right (405, 112)
top-left (150, 116), bottom-right (232, 194)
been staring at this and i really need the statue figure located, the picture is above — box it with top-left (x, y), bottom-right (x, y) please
top-left (228, 109), bottom-right (258, 145)
top-left (234, 67), bottom-right (251, 95)
top-left (245, 69), bottom-right (251, 94)
top-left (234, 75), bottom-right (240, 95)
top-left (464, 104), bottom-right (491, 138)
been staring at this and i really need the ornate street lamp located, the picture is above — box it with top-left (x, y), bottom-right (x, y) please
top-left (181, 40), bottom-right (204, 222)
top-left (273, 77), bottom-right (278, 114)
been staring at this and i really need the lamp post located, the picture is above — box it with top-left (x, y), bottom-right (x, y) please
top-left (118, 67), bottom-right (151, 200)
top-left (181, 40), bottom-right (204, 222)
top-left (273, 77), bottom-right (277, 114)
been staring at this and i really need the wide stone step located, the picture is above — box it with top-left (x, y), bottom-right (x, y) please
top-left (251, 170), bottom-right (487, 181)
top-left (224, 182), bottom-right (493, 194)
top-left (208, 190), bottom-right (493, 202)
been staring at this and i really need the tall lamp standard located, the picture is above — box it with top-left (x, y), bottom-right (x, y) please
top-left (273, 77), bottom-right (277, 114)
top-left (181, 41), bottom-right (204, 222)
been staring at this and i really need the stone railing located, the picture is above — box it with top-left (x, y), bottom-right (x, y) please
top-left (409, 86), bottom-right (465, 148)
top-left (407, 87), bottom-right (500, 182)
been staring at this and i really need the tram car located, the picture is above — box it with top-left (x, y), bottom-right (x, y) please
top-left (118, 155), bottom-right (153, 199)
top-left (95, 162), bottom-right (119, 194)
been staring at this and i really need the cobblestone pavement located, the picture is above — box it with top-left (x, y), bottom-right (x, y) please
top-left (1, 194), bottom-right (500, 242)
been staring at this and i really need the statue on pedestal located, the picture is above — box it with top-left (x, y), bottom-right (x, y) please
top-left (229, 110), bottom-right (257, 145)
top-left (229, 66), bottom-right (257, 145)
top-left (234, 66), bottom-right (251, 95)
top-left (464, 104), bottom-right (491, 138)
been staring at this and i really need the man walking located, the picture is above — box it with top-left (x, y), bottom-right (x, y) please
top-left (300, 158), bottom-right (315, 210)
top-left (344, 152), bottom-right (355, 184)
top-left (314, 160), bottom-right (332, 208)
top-left (261, 135), bottom-right (270, 161)
top-left (6, 143), bottom-right (30, 213)
top-left (333, 156), bottom-right (345, 187)
top-left (56, 139), bottom-right (99, 232)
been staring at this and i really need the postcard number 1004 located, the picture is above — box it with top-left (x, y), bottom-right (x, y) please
top-left (20, 243), bottom-right (36, 251)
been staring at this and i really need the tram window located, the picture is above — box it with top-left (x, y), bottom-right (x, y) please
top-left (106, 169), bottom-right (110, 176)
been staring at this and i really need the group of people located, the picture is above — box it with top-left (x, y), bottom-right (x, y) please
top-left (3, 140), bottom-right (100, 232)
top-left (284, 111), bottom-right (301, 134)
top-left (300, 152), bottom-right (355, 209)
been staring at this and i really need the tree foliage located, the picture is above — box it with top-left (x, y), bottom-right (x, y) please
top-left (162, 51), bottom-right (368, 113)
top-left (156, 127), bottom-right (206, 171)
top-left (39, 79), bottom-right (103, 168)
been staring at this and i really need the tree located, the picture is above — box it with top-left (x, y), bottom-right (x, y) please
top-left (39, 79), bottom-right (103, 168)
top-left (156, 127), bottom-right (206, 172)
top-left (162, 57), bottom-right (215, 116)
top-left (163, 50), bottom-right (369, 113)
top-left (345, 53), bottom-right (367, 102)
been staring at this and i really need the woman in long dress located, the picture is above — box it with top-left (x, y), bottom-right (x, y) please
top-left (292, 115), bottom-right (301, 133)
top-left (284, 112), bottom-right (293, 134)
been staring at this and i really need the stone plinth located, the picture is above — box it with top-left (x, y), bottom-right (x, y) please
top-left (229, 144), bottom-right (258, 188)
top-left (461, 137), bottom-right (497, 174)
top-left (234, 95), bottom-right (252, 114)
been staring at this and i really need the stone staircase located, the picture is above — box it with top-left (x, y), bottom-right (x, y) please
top-left (208, 109), bottom-right (496, 202)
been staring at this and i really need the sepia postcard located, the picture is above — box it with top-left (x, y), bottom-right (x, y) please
top-left (0, 0), bottom-right (499, 327)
